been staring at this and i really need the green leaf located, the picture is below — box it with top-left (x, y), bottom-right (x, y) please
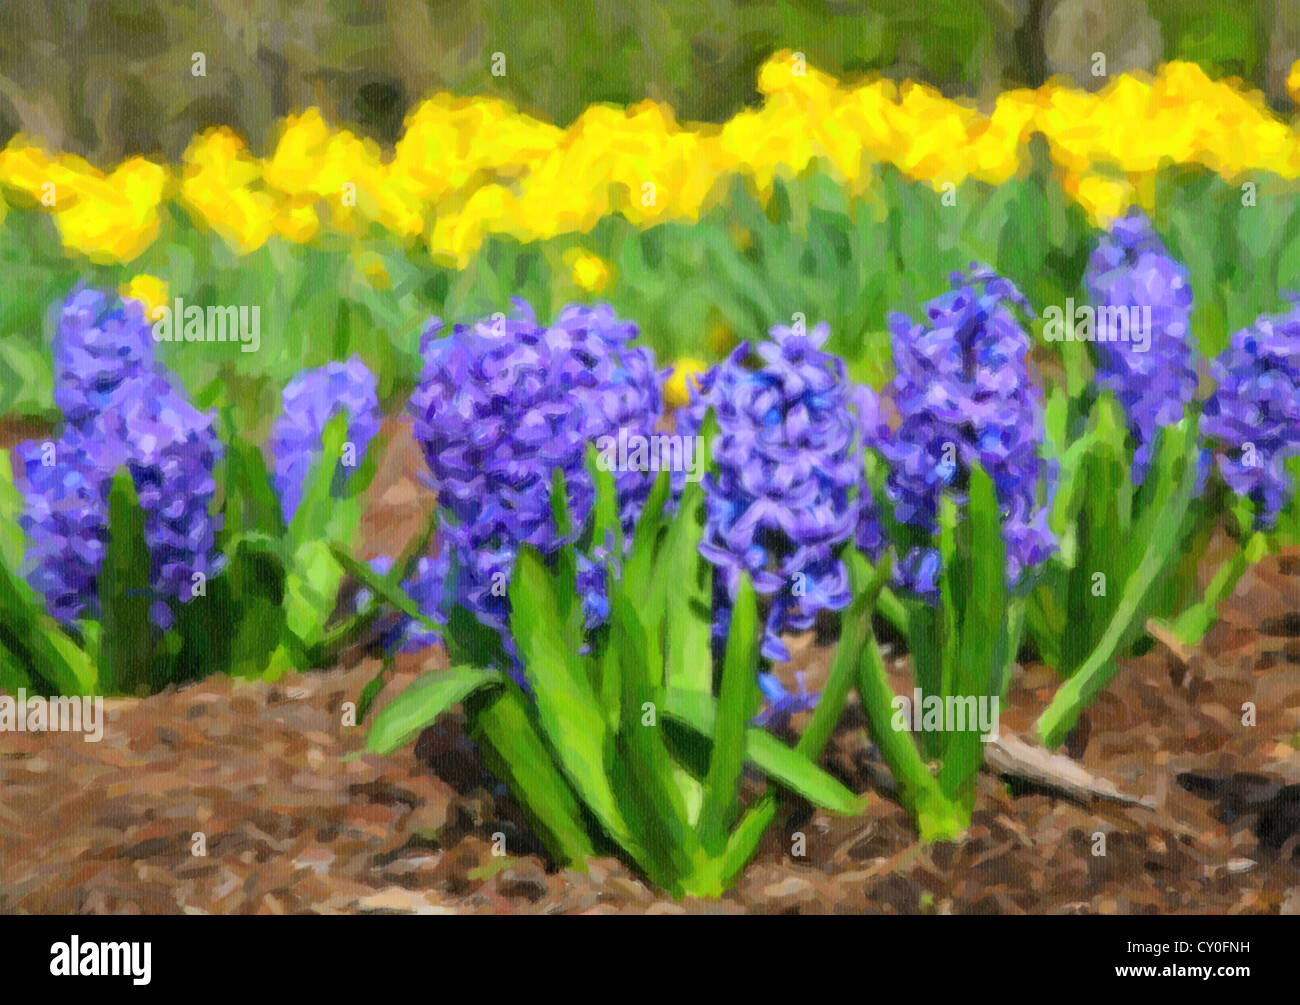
top-left (366, 666), bottom-right (505, 754)
top-left (663, 688), bottom-right (861, 815)
top-left (937, 494), bottom-right (962, 725)
top-left (287, 410), bottom-right (351, 550)
top-left (624, 467), bottom-right (672, 590)
top-left (225, 534), bottom-right (288, 675)
top-left (471, 683), bottom-right (598, 867)
top-left (220, 414), bottom-right (285, 540)
top-left (283, 538), bottom-right (347, 651)
top-left (716, 795), bottom-right (778, 890)
top-left (698, 572), bottom-right (759, 852)
top-left (1037, 420), bottom-right (1202, 748)
top-left (854, 618), bottom-right (966, 842)
top-left (605, 585), bottom-right (703, 891)
top-left (656, 475), bottom-right (713, 694)
top-left (98, 469), bottom-right (155, 695)
top-left (509, 546), bottom-right (639, 856)
top-left (1169, 531), bottom-right (1267, 648)
top-left (800, 550), bottom-right (887, 760)
top-left (330, 543), bottom-right (443, 633)
top-left (0, 557), bottom-right (96, 695)
top-left (939, 463), bottom-right (1004, 806)
top-left (0, 448), bottom-right (27, 574)
top-left (586, 445), bottom-right (624, 558)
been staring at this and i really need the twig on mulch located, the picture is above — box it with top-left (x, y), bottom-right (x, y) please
top-left (856, 732), bottom-right (1158, 810)
top-left (984, 733), bottom-right (1158, 810)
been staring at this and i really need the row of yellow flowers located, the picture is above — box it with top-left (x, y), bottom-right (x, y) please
top-left (2, 52), bottom-right (1299, 269)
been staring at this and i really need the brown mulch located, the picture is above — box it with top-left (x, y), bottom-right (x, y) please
top-left (2, 419), bottom-right (1299, 913)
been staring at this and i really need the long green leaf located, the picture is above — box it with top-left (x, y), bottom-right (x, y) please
top-left (606, 586), bottom-right (703, 891)
top-left (509, 546), bottom-right (639, 857)
top-left (939, 463), bottom-right (1003, 806)
top-left (855, 619), bottom-right (966, 841)
top-left (288, 411), bottom-right (351, 549)
top-left (367, 666), bottom-right (505, 754)
top-left (800, 550), bottom-right (887, 760)
top-left (1037, 421), bottom-right (1202, 748)
top-left (330, 542), bottom-right (444, 632)
top-left (0, 557), bottom-right (96, 694)
top-left (0, 448), bottom-right (27, 574)
top-left (98, 469), bottom-right (154, 694)
top-left (471, 683), bottom-right (598, 867)
top-left (220, 415), bottom-right (285, 540)
top-left (657, 476), bottom-right (713, 694)
top-left (698, 572), bottom-right (759, 853)
top-left (664, 688), bottom-right (861, 815)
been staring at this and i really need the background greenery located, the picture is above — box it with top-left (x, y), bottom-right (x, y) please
top-left (3, 155), bottom-right (1299, 429)
top-left (1, 2), bottom-right (1299, 430)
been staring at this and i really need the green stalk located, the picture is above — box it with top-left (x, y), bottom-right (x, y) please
top-left (856, 618), bottom-right (965, 842)
top-left (1167, 531), bottom-right (1266, 648)
top-left (876, 584), bottom-right (909, 637)
top-left (798, 552), bottom-right (888, 759)
top-left (716, 554), bottom-right (889, 887)
top-left (1036, 431), bottom-right (1201, 748)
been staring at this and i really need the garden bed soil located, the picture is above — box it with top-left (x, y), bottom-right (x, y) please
top-left (3, 419), bottom-right (1299, 914)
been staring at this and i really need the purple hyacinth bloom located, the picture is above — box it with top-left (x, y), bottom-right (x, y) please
top-left (879, 266), bottom-right (1055, 601)
top-left (686, 320), bottom-right (865, 663)
top-left (269, 357), bottom-right (382, 524)
top-left (16, 326), bottom-right (222, 629)
top-left (850, 383), bottom-right (888, 558)
top-left (1201, 295), bottom-right (1300, 528)
top-left (407, 299), bottom-right (661, 657)
top-left (1084, 210), bottom-right (1197, 482)
top-left (14, 431), bottom-right (111, 624)
top-left (52, 287), bottom-right (158, 427)
top-left (754, 671), bottom-right (817, 730)
top-left (112, 373), bottom-right (223, 628)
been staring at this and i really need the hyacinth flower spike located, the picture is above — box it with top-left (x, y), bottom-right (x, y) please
top-left (347, 303), bottom-right (871, 896)
top-left (852, 268), bottom-right (1057, 839)
top-left (261, 356), bottom-right (386, 678)
top-left (1152, 294), bottom-right (1300, 650)
top-left (4, 289), bottom-right (223, 694)
top-left (680, 318), bottom-right (868, 671)
top-left (401, 299), bottom-right (663, 672)
top-left (1084, 210), bottom-right (1198, 485)
top-left (1029, 218), bottom-right (1210, 747)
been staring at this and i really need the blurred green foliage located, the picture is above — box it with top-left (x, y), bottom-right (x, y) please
top-left (2, 157), bottom-right (1298, 430)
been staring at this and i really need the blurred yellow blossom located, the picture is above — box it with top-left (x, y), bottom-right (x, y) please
top-left (120, 274), bottom-right (169, 319)
top-left (565, 249), bottom-right (612, 294)
top-left (1063, 171), bottom-right (1135, 227)
top-left (179, 128), bottom-right (277, 255)
top-left (53, 156), bottom-right (167, 263)
top-left (2, 52), bottom-right (1300, 266)
top-left (352, 249), bottom-right (391, 290)
top-left (707, 318), bottom-right (736, 355)
top-left (664, 358), bottom-right (708, 408)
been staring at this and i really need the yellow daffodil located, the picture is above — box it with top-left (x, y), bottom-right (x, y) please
top-left (179, 127), bottom-right (276, 255)
top-left (664, 357), bottom-right (708, 408)
top-left (4, 52), bottom-right (1300, 265)
top-left (1063, 171), bottom-right (1135, 227)
top-left (53, 157), bottom-right (167, 263)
